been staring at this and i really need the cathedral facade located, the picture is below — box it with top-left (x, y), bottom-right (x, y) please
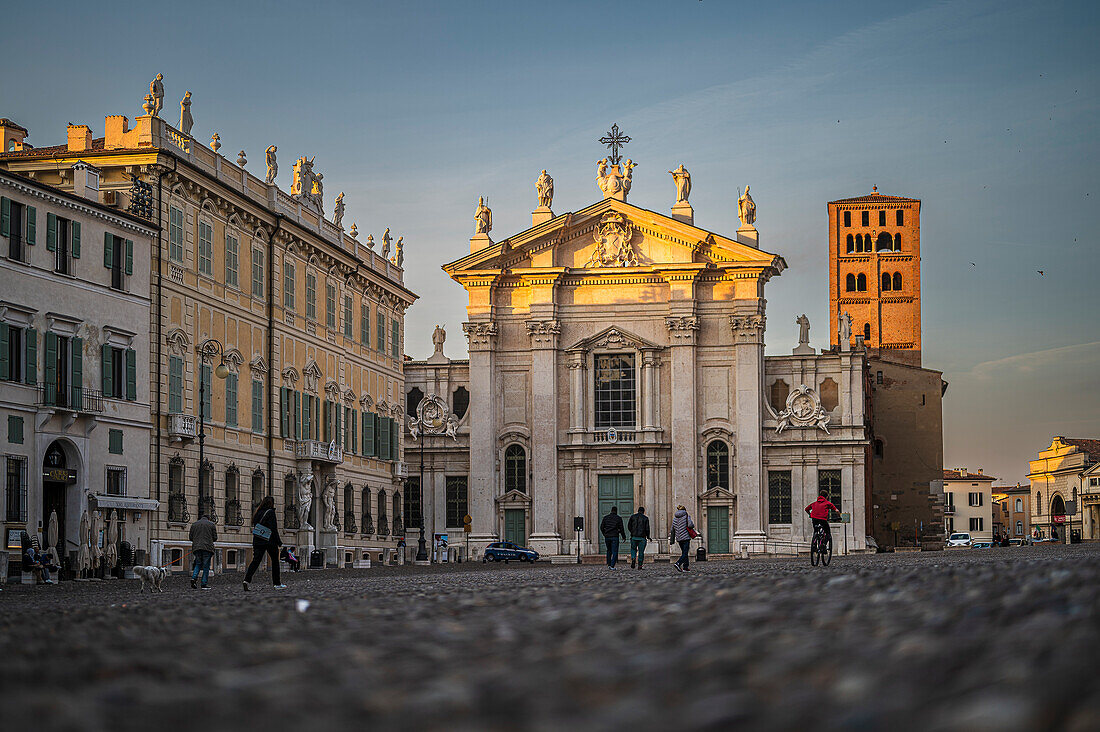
top-left (405, 159), bottom-right (870, 559)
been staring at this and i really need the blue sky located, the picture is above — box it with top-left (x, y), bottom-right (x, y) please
top-left (3, 0), bottom-right (1098, 484)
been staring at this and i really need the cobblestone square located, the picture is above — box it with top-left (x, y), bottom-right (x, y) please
top-left (3, 545), bottom-right (1098, 732)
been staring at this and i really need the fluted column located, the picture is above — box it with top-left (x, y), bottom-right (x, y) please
top-left (730, 309), bottom-right (767, 546)
top-left (526, 319), bottom-right (562, 555)
top-left (463, 320), bottom-right (498, 557)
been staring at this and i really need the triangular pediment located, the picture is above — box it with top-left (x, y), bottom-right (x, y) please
top-left (444, 197), bottom-right (783, 276)
top-left (495, 489), bottom-right (531, 505)
top-left (567, 325), bottom-right (662, 353)
top-left (700, 485), bottom-right (736, 501)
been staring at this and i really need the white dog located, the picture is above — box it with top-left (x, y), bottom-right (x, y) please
top-left (134, 565), bottom-right (168, 593)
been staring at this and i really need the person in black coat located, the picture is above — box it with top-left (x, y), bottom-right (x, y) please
top-left (243, 496), bottom-right (286, 590)
top-left (600, 506), bottom-right (627, 569)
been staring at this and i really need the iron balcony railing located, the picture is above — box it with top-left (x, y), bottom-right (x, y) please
top-left (36, 383), bottom-right (103, 413)
top-left (167, 492), bottom-right (190, 523)
top-left (362, 516), bottom-right (374, 535)
top-left (378, 517), bottom-right (389, 537)
top-left (225, 499), bottom-right (243, 526)
top-left (392, 516), bottom-right (403, 537)
top-left (198, 495), bottom-right (218, 524)
top-left (344, 512), bottom-right (357, 534)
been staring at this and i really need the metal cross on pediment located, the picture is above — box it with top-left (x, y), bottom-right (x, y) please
top-left (599, 123), bottom-right (631, 165)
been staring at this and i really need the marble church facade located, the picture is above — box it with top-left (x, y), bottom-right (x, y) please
top-left (405, 161), bottom-right (870, 559)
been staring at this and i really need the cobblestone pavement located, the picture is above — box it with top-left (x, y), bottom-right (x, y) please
top-left (2, 544), bottom-right (1099, 732)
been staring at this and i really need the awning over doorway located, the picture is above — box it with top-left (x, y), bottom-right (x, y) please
top-left (92, 495), bottom-right (160, 511)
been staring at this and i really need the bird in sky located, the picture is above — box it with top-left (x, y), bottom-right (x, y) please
top-left (970, 262), bottom-right (977, 267)
top-left (1037, 270), bottom-right (1045, 276)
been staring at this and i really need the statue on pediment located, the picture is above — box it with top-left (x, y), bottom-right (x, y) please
top-left (474, 196), bottom-right (492, 235)
top-left (381, 228), bottom-right (392, 257)
top-left (738, 185), bottom-right (756, 226)
top-left (597, 158), bottom-right (636, 200)
top-left (838, 311), bottom-right (852, 344)
top-left (536, 170), bottom-right (554, 209)
top-left (292, 157), bottom-right (317, 204)
top-left (432, 324), bottom-right (446, 355)
top-left (797, 314), bottom-right (810, 346)
top-left (669, 164), bottom-right (691, 203)
top-left (394, 237), bottom-right (404, 267)
top-left (333, 192), bottom-right (345, 228)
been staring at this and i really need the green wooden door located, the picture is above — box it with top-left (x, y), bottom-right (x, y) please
top-left (504, 509), bottom-right (526, 546)
top-left (707, 506), bottom-right (730, 554)
top-left (597, 474), bottom-right (634, 552)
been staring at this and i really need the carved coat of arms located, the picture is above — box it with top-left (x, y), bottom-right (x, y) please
top-left (775, 384), bottom-right (830, 434)
top-left (409, 393), bottom-right (458, 441)
top-left (587, 212), bottom-right (639, 268)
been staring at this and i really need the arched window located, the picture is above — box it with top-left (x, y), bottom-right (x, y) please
top-left (845, 273), bottom-right (856, 291)
top-left (225, 467), bottom-right (241, 526)
top-left (1015, 520), bottom-right (1023, 536)
top-left (857, 273), bottom-right (867, 291)
top-left (855, 233), bottom-right (864, 252)
top-left (1035, 491), bottom-right (1041, 514)
top-left (452, 386), bottom-right (469, 420)
top-left (843, 211), bottom-right (851, 227)
top-left (894, 233), bottom-right (902, 250)
top-left (283, 473), bottom-right (298, 529)
top-left (361, 487), bottom-right (373, 534)
top-left (406, 387), bottom-right (423, 418)
top-left (875, 232), bottom-right (892, 251)
top-left (878, 210), bottom-right (886, 226)
top-left (377, 489), bottom-right (388, 536)
top-left (344, 483), bottom-right (355, 532)
top-left (199, 460), bottom-right (215, 521)
top-left (770, 379), bottom-right (790, 412)
top-left (863, 323), bottom-right (871, 341)
top-left (893, 272), bottom-right (902, 290)
top-left (251, 469), bottom-right (265, 511)
top-left (881, 273), bottom-right (892, 291)
top-left (706, 441), bottom-right (730, 490)
top-left (392, 492), bottom-right (401, 534)
top-left (846, 234), bottom-right (854, 253)
top-left (505, 444), bottom-right (527, 493)
top-left (1014, 498), bottom-right (1022, 513)
top-left (1052, 494), bottom-right (1066, 516)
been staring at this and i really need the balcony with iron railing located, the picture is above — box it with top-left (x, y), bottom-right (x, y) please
top-left (344, 512), bottom-right (358, 534)
top-left (943, 505), bottom-right (956, 516)
top-left (36, 383), bottom-right (103, 413)
top-left (168, 413), bottom-right (198, 440)
top-left (378, 516), bottom-right (389, 537)
top-left (225, 499), bottom-right (243, 526)
top-left (361, 515), bottom-right (374, 535)
top-left (168, 492), bottom-right (190, 523)
top-left (198, 495), bottom-right (218, 524)
top-left (392, 515), bottom-right (403, 537)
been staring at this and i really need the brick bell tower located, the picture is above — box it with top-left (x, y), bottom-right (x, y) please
top-left (828, 187), bottom-right (922, 366)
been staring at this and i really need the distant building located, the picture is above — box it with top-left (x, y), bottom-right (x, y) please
top-left (1028, 437), bottom-right (1099, 543)
top-left (942, 468), bottom-right (995, 541)
top-left (995, 483), bottom-right (1031, 541)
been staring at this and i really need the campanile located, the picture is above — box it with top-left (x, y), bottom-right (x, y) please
top-left (828, 188), bottom-right (922, 366)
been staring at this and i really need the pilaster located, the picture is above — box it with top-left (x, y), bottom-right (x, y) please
top-left (730, 308), bottom-right (767, 545)
top-left (525, 318), bottom-right (562, 555)
top-left (666, 315), bottom-right (698, 517)
top-left (462, 320), bottom-right (498, 556)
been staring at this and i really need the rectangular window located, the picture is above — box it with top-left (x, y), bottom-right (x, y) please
top-left (252, 379), bottom-right (264, 432)
top-left (343, 295), bottom-right (353, 338)
top-left (101, 344), bottom-right (128, 399)
top-left (7, 414), bottom-right (24, 444)
top-left (51, 214), bottom-right (74, 275)
top-left (283, 261), bottom-right (295, 310)
top-left (818, 469), bottom-right (842, 513)
top-left (968, 492), bottom-right (983, 507)
top-left (843, 210), bottom-right (851, 227)
top-left (4, 199), bottom-right (27, 261)
top-left (225, 373), bottom-right (238, 427)
top-left (896, 209), bottom-right (904, 226)
top-left (6, 456), bottom-right (28, 522)
top-left (376, 312), bottom-right (386, 351)
top-left (305, 273), bottom-right (317, 320)
top-left (768, 471), bottom-right (792, 524)
top-left (225, 234), bottom-right (239, 287)
top-left (197, 220), bottom-right (213, 275)
top-left (391, 319), bottom-right (400, 358)
top-left (168, 206), bottom-right (184, 261)
top-left (200, 363), bottom-right (212, 419)
top-left (861, 210), bottom-right (869, 227)
top-left (43, 332), bottom-right (75, 408)
top-left (108, 428), bottom-right (123, 454)
top-left (970, 517), bottom-right (983, 531)
top-left (251, 248), bottom-right (265, 299)
top-left (326, 283), bottom-right (336, 329)
top-left (446, 476), bottom-right (469, 528)
top-left (360, 301), bottom-right (370, 344)
top-left (104, 232), bottom-right (126, 290)
top-left (106, 466), bottom-right (126, 496)
top-left (878, 210), bottom-right (886, 227)
top-left (944, 492), bottom-right (954, 509)
top-left (946, 517), bottom-right (954, 533)
top-left (1, 324), bottom-right (25, 383)
top-left (168, 356), bottom-right (183, 413)
top-left (404, 476), bottom-right (421, 530)
top-left (594, 353), bottom-right (636, 428)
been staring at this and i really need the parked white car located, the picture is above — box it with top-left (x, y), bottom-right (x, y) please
top-left (946, 532), bottom-right (973, 547)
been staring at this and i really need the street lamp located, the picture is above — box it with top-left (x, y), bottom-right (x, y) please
top-left (198, 340), bottom-right (228, 521)
top-left (408, 393), bottom-right (457, 562)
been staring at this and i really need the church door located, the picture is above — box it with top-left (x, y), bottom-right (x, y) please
top-left (707, 506), bottom-right (730, 554)
top-left (597, 474), bottom-right (634, 552)
top-left (504, 509), bottom-right (526, 546)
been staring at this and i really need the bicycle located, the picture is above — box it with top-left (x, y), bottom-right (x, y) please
top-left (810, 521), bottom-right (832, 566)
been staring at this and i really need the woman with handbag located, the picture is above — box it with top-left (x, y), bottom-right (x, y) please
top-left (669, 504), bottom-right (696, 573)
top-left (243, 496), bottom-right (287, 591)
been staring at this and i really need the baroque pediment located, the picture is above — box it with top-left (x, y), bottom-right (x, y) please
top-left (444, 197), bottom-right (783, 277)
top-left (567, 325), bottom-right (661, 353)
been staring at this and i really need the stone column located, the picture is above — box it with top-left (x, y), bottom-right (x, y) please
top-left (641, 350), bottom-right (659, 431)
top-left (731, 309), bottom-right (767, 547)
top-left (567, 349), bottom-right (586, 443)
top-left (666, 316), bottom-right (699, 518)
top-left (463, 321), bottom-right (498, 557)
top-left (526, 319), bottom-right (562, 556)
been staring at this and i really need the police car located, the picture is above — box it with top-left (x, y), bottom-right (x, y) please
top-left (482, 541), bottom-right (539, 563)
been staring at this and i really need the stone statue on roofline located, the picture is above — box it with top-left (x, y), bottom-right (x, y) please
top-left (432, 324), bottom-right (446, 355)
top-left (536, 170), bottom-right (554, 209)
top-left (838, 311), bottom-right (852, 346)
top-left (149, 74), bottom-right (164, 117)
top-left (178, 91), bottom-right (193, 135)
top-left (265, 146), bottom-right (278, 184)
top-left (738, 185), bottom-right (756, 226)
top-left (333, 192), bottom-right (345, 227)
top-left (394, 237), bottom-right (404, 267)
top-left (381, 228), bottom-right (392, 257)
top-left (474, 196), bottom-right (492, 235)
top-left (669, 164), bottom-right (691, 203)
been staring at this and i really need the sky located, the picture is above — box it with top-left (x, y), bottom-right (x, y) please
top-left (2, 0), bottom-right (1097, 485)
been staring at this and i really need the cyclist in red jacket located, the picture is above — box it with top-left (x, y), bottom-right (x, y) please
top-left (805, 490), bottom-right (840, 546)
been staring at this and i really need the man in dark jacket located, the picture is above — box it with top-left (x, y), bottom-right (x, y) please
top-left (188, 514), bottom-right (218, 589)
top-left (600, 506), bottom-right (626, 569)
top-left (627, 506), bottom-right (650, 569)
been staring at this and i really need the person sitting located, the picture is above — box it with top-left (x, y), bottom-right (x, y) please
top-left (282, 547), bottom-right (301, 572)
top-left (20, 534), bottom-right (52, 584)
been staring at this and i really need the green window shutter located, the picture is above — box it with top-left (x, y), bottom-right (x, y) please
top-left (44, 332), bottom-right (58, 405)
top-left (26, 206), bottom-right (36, 245)
top-left (351, 409), bottom-right (358, 454)
top-left (46, 212), bottom-right (57, 251)
top-left (302, 394), bottom-right (310, 438)
top-left (360, 304), bottom-right (369, 343)
top-left (313, 396), bottom-right (320, 439)
top-left (279, 387), bottom-right (289, 437)
top-left (373, 412), bottom-right (381, 456)
top-left (168, 356), bottom-right (182, 413)
top-left (376, 313), bottom-right (385, 351)
top-left (392, 320), bottom-right (400, 358)
top-left (125, 239), bottom-right (133, 275)
top-left (391, 419), bottom-right (399, 461)
top-left (322, 400), bottom-right (330, 442)
top-left (379, 415), bottom-right (390, 460)
top-left (125, 348), bottom-right (136, 400)
top-left (101, 344), bottom-right (113, 396)
top-left (8, 414), bottom-right (24, 444)
top-left (251, 379), bottom-right (262, 431)
top-left (361, 412), bottom-right (369, 455)
top-left (70, 221), bottom-right (79, 258)
top-left (71, 336), bottom-right (83, 409)
top-left (0, 324), bottom-right (8, 381)
top-left (103, 232), bottom-right (114, 268)
top-left (108, 429), bottom-right (123, 455)
top-left (225, 374), bottom-right (238, 427)
top-left (293, 391), bottom-right (301, 439)
top-left (335, 403), bottom-right (343, 445)
top-left (24, 328), bottom-right (37, 385)
top-left (1, 196), bottom-right (10, 237)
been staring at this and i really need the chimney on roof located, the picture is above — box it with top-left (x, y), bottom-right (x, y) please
top-left (67, 124), bottom-right (92, 152)
top-left (977, 468), bottom-right (983, 475)
top-left (104, 115), bottom-right (130, 150)
top-left (956, 468), bottom-right (967, 475)
top-left (0, 118), bottom-right (29, 152)
top-left (72, 161), bottom-right (101, 202)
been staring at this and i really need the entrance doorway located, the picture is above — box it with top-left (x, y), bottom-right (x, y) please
top-left (504, 509), bottom-right (526, 546)
top-left (707, 506), bottom-right (730, 554)
top-left (597, 474), bottom-right (633, 552)
top-left (42, 442), bottom-right (71, 561)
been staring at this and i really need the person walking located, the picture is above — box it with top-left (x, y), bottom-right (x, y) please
top-left (670, 505), bottom-right (696, 573)
top-left (188, 513), bottom-right (218, 589)
top-left (627, 506), bottom-right (651, 569)
top-left (600, 506), bottom-right (627, 569)
top-left (243, 496), bottom-right (286, 591)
